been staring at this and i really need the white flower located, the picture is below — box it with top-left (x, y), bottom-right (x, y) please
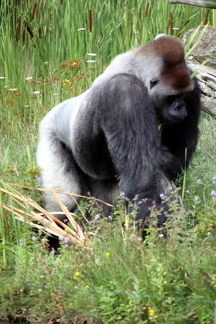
top-left (194, 196), bottom-right (199, 203)
top-left (160, 193), bottom-right (165, 200)
top-left (86, 60), bottom-right (96, 63)
top-left (25, 76), bottom-right (33, 81)
top-left (211, 190), bottom-right (216, 197)
top-left (0, 76), bottom-right (5, 80)
top-left (9, 88), bottom-right (18, 91)
top-left (87, 53), bottom-right (97, 56)
top-left (32, 91), bottom-right (40, 94)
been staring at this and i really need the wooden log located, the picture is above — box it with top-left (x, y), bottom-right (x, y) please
top-left (183, 26), bottom-right (216, 118)
top-left (189, 62), bottom-right (216, 117)
top-left (170, 0), bottom-right (216, 8)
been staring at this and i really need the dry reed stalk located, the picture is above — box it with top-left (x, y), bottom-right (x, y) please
top-left (0, 184), bottom-right (90, 245)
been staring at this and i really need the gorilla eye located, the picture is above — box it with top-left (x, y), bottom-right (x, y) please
top-left (150, 78), bottom-right (159, 89)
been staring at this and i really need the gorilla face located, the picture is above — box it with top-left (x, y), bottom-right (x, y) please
top-left (155, 95), bottom-right (188, 124)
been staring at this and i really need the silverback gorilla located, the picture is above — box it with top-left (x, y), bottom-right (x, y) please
top-left (37, 35), bottom-right (201, 226)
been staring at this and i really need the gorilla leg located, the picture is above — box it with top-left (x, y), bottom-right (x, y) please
top-left (37, 127), bottom-right (84, 221)
top-left (86, 177), bottom-right (119, 216)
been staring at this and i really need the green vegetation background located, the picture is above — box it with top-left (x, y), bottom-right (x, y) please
top-left (0, 1), bottom-right (216, 323)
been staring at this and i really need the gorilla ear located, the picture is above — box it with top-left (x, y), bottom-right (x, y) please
top-left (150, 78), bottom-right (159, 89)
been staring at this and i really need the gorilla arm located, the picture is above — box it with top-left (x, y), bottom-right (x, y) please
top-left (81, 73), bottom-right (173, 222)
top-left (160, 78), bottom-right (201, 181)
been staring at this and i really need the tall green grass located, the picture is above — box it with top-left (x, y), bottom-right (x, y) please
top-left (0, 0), bottom-right (211, 140)
top-left (0, 1), bottom-right (210, 88)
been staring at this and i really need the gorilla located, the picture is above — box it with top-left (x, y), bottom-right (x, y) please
top-left (37, 35), bottom-right (201, 226)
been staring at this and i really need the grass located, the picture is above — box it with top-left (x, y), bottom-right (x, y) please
top-left (0, 0), bottom-right (216, 323)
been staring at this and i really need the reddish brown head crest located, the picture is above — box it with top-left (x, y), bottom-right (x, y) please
top-left (154, 36), bottom-right (192, 91)
top-left (161, 61), bottom-right (192, 90)
top-left (136, 36), bottom-right (193, 91)
top-left (153, 36), bottom-right (184, 65)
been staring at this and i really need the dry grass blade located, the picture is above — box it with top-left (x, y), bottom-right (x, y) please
top-left (51, 189), bottom-right (86, 240)
top-left (7, 183), bottom-right (113, 208)
top-left (0, 184), bottom-right (87, 245)
top-left (3, 204), bottom-right (69, 237)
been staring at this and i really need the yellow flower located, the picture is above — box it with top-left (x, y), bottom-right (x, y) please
top-left (63, 79), bottom-right (72, 86)
top-left (85, 285), bottom-right (90, 289)
top-left (75, 271), bottom-right (80, 277)
top-left (105, 252), bottom-right (110, 258)
top-left (148, 308), bottom-right (155, 316)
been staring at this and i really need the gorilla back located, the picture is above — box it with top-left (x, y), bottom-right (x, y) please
top-left (37, 35), bottom-right (200, 225)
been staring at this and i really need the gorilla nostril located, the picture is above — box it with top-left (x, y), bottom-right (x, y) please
top-left (175, 104), bottom-right (183, 111)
